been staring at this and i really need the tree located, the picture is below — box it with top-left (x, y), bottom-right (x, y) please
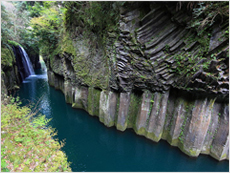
top-left (1, 2), bottom-right (15, 44)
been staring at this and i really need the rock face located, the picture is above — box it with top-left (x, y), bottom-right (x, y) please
top-left (25, 46), bottom-right (41, 70)
top-left (44, 2), bottom-right (229, 161)
top-left (47, 71), bottom-right (229, 161)
top-left (1, 45), bottom-right (21, 97)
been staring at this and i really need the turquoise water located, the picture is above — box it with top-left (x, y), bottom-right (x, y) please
top-left (15, 68), bottom-right (229, 172)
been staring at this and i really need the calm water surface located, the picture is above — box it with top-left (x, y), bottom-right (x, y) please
top-left (15, 68), bottom-right (229, 172)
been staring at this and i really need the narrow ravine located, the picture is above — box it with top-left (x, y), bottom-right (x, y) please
top-left (2, 1), bottom-right (229, 171)
top-left (14, 62), bottom-right (229, 172)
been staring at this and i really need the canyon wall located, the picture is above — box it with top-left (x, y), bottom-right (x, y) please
top-left (48, 70), bottom-right (229, 161)
top-left (43, 2), bottom-right (229, 161)
top-left (1, 45), bottom-right (21, 97)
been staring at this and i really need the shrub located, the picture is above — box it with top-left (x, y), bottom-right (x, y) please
top-left (1, 96), bottom-right (72, 172)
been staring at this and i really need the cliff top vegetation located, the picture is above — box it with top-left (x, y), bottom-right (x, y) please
top-left (1, 1), bottom-right (228, 57)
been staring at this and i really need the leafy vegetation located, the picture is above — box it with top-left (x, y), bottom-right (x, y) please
top-left (1, 96), bottom-right (71, 172)
top-left (29, 2), bottom-right (64, 55)
top-left (7, 40), bottom-right (21, 47)
top-left (1, 2), bottom-right (15, 44)
top-left (1, 1), bottom-right (53, 56)
top-left (189, 1), bottom-right (229, 35)
top-left (177, 1), bottom-right (229, 34)
top-left (1, 2), bottom-right (31, 46)
top-left (169, 2), bottom-right (229, 90)
top-left (1, 1), bottom-right (38, 69)
top-left (2, 1), bottom-right (228, 61)
top-left (63, 2), bottom-right (121, 34)
top-left (28, 1), bottom-right (124, 57)
top-left (1, 44), bottom-right (15, 68)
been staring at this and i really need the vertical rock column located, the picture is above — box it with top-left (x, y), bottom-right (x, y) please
top-left (210, 104), bottom-right (229, 161)
top-left (146, 91), bottom-right (169, 142)
top-left (201, 102), bottom-right (221, 154)
top-left (127, 92), bottom-right (142, 128)
top-left (134, 90), bottom-right (169, 142)
top-left (99, 90), bottom-right (118, 127)
top-left (135, 90), bottom-right (153, 136)
top-left (72, 86), bottom-right (88, 110)
top-left (87, 87), bottom-right (101, 116)
top-left (167, 98), bottom-right (187, 146)
top-left (47, 71), bottom-right (65, 92)
top-left (116, 92), bottom-right (131, 131)
top-left (47, 71), bottom-right (55, 87)
top-left (64, 80), bottom-right (73, 104)
top-left (182, 99), bottom-right (214, 157)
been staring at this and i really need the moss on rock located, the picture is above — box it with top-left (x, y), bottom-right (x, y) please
top-left (127, 92), bottom-right (142, 128)
top-left (87, 87), bottom-right (101, 116)
top-left (1, 46), bottom-right (14, 67)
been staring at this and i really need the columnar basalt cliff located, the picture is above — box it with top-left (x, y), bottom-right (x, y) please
top-left (43, 2), bottom-right (229, 161)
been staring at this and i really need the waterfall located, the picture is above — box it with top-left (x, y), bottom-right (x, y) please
top-left (13, 45), bottom-right (35, 81)
top-left (18, 46), bottom-right (35, 76)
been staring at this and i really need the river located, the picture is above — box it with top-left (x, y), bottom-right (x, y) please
top-left (14, 64), bottom-right (229, 172)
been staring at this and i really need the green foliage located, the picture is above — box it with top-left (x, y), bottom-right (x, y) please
top-left (25, 1), bottom-right (43, 17)
top-left (32, 115), bottom-right (52, 128)
top-left (30, 2), bottom-right (64, 55)
top-left (1, 147), bottom-right (10, 172)
top-left (176, 2), bottom-right (229, 85)
top-left (7, 40), bottom-right (21, 47)
top-left (1, 44), bottom-right (15, 67)
top-left (63, 2), bottom-right (121, 37)
top-left (1, 1), bottom-right (40, 57)
top-left (11, 2), bottom-right (41, 53)
top-left (172, 54), bottom-right (185, 75)
top-left (2, 1), bottom-right (123, 73)
top-left (1, 2), bottom-right (15, 44)
top-left (1, 1), bottom-right (60, 55)
top-left (172, 30), bottom-right (214, 88)
top-left (164, 44), bottom-right (170, 52)
top-left (189, 2), bottom-right (229, 35)
top-left (1, 96), bottom-right (71, 172)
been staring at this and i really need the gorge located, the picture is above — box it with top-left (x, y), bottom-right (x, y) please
top-left (15, 65), bottom-right (228, 171)
top-left (1, 1), bottom-right (229, 171)
top-left (43, 1), bottom-right (229, 161)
